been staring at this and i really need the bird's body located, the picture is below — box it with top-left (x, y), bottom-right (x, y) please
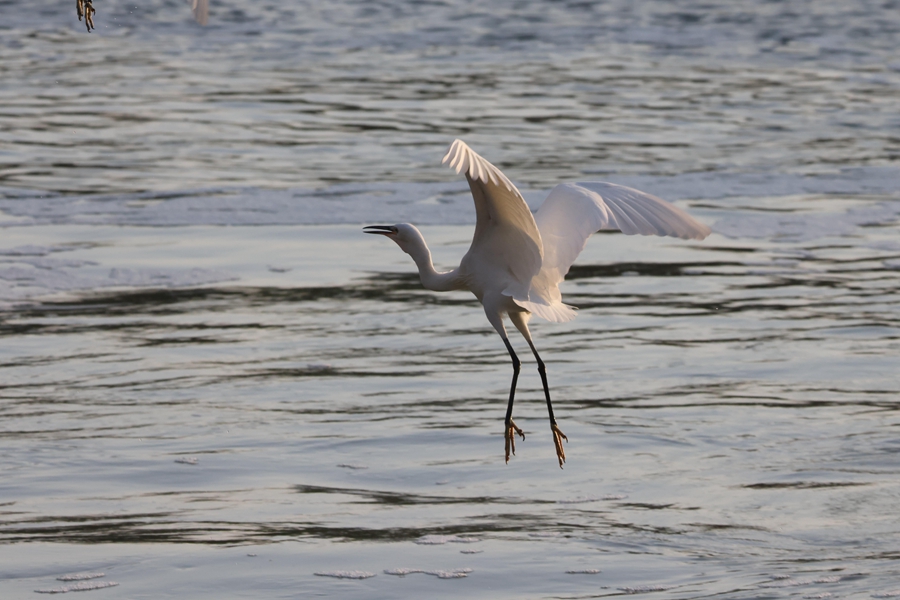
top-left (366, 140), bottom-right (710, 467)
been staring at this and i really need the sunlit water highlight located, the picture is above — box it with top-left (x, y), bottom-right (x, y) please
top-left (2, 0), bottom-right (899, 598)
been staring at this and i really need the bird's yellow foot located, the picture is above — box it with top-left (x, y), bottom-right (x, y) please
top-left (551, 423), bottom-right (568, 468)
top-left (505, 420), bottom-right (525, 463)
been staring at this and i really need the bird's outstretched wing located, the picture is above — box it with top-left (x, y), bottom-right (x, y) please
top-left (442, 140), bottom-right (543, 302)
top-left (530, 182), bottom-right (711, 308)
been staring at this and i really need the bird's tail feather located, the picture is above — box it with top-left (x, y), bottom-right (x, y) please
top-left (513, 298), bottom-right (578, 323)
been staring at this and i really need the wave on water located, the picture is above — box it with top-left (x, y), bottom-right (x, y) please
top-left (0, 242), bottom-right (236, 306)
top-left (313, 571), bottom-right (377, 580)
top-left (1, 166), bottom-right (898, 228)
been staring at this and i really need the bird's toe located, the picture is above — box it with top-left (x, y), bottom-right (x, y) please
top-left (551, 423), bottom-right (567, 468)
top-left (505, 419), bottom-right (524, 463)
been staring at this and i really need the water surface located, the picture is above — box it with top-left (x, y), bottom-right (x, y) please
top-left (2, 0), bottom-right (899, 598)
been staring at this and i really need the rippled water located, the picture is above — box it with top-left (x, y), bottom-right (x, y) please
top-left (2, 0), bottom-right (900, 598)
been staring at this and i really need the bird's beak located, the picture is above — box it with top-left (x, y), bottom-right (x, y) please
top-left (363, 225), bottom-right (396, 236)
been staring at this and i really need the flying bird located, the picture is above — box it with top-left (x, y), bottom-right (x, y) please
top-left (365, 140), bottom-right (710, 467)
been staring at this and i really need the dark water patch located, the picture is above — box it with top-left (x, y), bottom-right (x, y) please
top-left (0, 423), bottom-right (154, 440)
top-left (687, 522), bottom-right (770, 532)
top-left (0, 352), bottom-right (115, 368)
top-left (0, 517), bottom-right (257, 545)
top-left (562, 386), bottom-right (900, 410)
top-left (294, 484), bottom-right (542, 506)
top-left (0, 277), bottom-right (469, 322)
top-left (743, 481), bottom-right (871, 490)
top-left (0, 513), bottom-right (594, 545)
top-left (618, 503), bottom-right (678, 511)
top-left (220, 366), bottom-right (431, 382)
top-left (567, 261), bottom-right (744, 280)
top-left (135, 335), bottom-right (244, 347)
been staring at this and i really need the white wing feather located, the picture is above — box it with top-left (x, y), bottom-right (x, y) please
top-left (529, 182), bottom-right (710, 315)
top-left (442, 140), bottom-right (543, 303)
top-left (443, 139), bottom-right (517, 192)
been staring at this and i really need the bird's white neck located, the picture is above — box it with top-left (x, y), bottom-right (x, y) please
top-left (405, 239), bottom-right (463, 292)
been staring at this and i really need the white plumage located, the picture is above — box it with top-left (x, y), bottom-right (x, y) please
top-left (366, 139), bottom-right (710, 467)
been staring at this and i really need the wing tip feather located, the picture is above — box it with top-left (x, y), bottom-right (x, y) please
top-left (441, 139), bottom-right (516, 192)
top-left (566, 181), bottom-right (712, 241)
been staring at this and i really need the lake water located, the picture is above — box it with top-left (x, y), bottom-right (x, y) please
top-left (2, 0), bottom-right (899, 598)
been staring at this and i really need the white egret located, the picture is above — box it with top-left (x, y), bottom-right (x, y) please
top-left (365, 140), bottom-right (710, 467)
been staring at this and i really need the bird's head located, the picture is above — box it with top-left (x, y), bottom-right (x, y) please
top-left (363, 223), bottom-right (426, 256)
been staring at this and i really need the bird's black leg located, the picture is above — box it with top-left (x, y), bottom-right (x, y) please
top-left (503, 337), bottom-right (525, 463)
top-left (527, 340), bottom-right (567, 468)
